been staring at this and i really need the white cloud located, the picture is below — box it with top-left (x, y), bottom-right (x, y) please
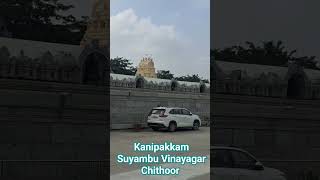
top-left (111, 8), bottom-right (209, 79)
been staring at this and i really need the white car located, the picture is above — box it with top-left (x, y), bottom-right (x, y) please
top-left (147, 107), bottom-right (201, 132)
top-left (211, 146), bottom-right (287, 180)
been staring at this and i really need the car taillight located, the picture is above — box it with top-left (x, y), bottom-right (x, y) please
top-left (159, 111), bottom-right (167, 117)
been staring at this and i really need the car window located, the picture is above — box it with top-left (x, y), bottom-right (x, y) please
top-left (149, 109), bottom-right (165, 116)
top-left (231, 150), bottom-right (257, 169)
top-left (211, 149), bottom-right (233, 168)
top-left (169, 109), bottom-right (177, 114)
top-left (182, 109), bottom-right (190, 115)
top-left (173, 109), bottom-right (182, 115)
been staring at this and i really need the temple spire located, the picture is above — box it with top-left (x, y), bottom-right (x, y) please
top-left (136, 56), bottom-right (157, 78)
top-left (80, 0), bottom-right (109, 48)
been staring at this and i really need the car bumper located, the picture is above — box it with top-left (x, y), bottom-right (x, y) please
top-left (147, 122), bottom-right (167, 128)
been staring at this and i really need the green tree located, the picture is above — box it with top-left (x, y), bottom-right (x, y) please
top-left (0, 0), bottom-right (75, 25)
top-left (211, 41), bottom-right (319, 70)
top-left (157, 70), bottom-right (174, 80)
top-left (176, 74), bottom-right (209, 83)
top-left (110, 57), bottom-right (136, 75)
top-left (0, 0), bottom-right (88, 44)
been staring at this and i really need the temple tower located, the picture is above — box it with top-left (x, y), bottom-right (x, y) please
top-left (136, 56), bottom-right (157, 78)
top-left (80, 0), bottom-right (109, 48)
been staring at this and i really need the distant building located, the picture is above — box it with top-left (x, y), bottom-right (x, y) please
top-left (135, 56), bottom-right (157, 78)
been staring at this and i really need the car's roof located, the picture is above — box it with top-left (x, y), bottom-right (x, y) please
top-left (152, 107), bottom-right (188, 109)
top-left (211, 146), bottom-right (259, 160)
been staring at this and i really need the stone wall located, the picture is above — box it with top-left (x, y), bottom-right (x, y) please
top-left (0, 79), bottom-right (108, 178)
top-left (212, 93), bottom-right (320, 180)
top-left (0, 76), bottom-right (209, 177)
top-left (110, 72), bottom-right (210, 129)
top-left (111, 87), bottom-right (210, 129)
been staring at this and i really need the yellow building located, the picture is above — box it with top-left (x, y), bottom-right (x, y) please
top-left (136, 56), bottom-right (157, 78)
top-left (80, 0), bottom-right (109, 48)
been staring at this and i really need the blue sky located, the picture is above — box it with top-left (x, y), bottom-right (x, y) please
top-left (111, 0), bottom-right (209, 37)
top-left (111, 0), bottom-right (210, 79)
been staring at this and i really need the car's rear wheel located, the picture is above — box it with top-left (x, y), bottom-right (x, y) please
top-left (151, 127), bottom-right (159, 131)
top-left (168, 122), bottom-right (177, 132)
top-left (192, 121), bottom-right (200, 130)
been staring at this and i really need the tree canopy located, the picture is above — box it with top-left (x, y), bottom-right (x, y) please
top-left (157, 70), bottom-right (174, 80)
top-left (176, 74), bottom-right (209, 83)
top-left (0, 0), bottom-right (88, 44)
top-left (110, 57), bottom-right (208, 83)
top-left (1, 0), bottom-right (75, 25)
top-left (110, 57), bottom-right (137, 76)
top-left (211, 41), bottom-right (319, 70)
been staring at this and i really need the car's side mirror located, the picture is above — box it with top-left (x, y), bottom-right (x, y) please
top-left (252, 162), bottom-right (264, 171)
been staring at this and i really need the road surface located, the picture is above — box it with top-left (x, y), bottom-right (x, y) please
top-left (110, 127), bottom-right (210, 180)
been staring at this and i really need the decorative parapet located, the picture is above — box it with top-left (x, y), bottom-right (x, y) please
top-left (213, 60), bottom-right (320, 99)
top-left (0, 46), bottom-right (81, 83)
top-left (213, 79), bottom-right (288, 97)
top-left (110, 73), bottom-right (210, 94)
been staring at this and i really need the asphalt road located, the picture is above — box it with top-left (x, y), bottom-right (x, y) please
top-left (110, 127), bottom-right (210, 180)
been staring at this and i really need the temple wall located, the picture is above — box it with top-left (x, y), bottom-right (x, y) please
top-left (111, 87), bottom-right (210, 129)
top-left (0, 79), bottom-right (108, 178)
top-left (212, 93), bottom-right (320, 180)
top-left (0, 77), bottom-right (209, 176)
top-left (214, 80), bottom-right (320, 99)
